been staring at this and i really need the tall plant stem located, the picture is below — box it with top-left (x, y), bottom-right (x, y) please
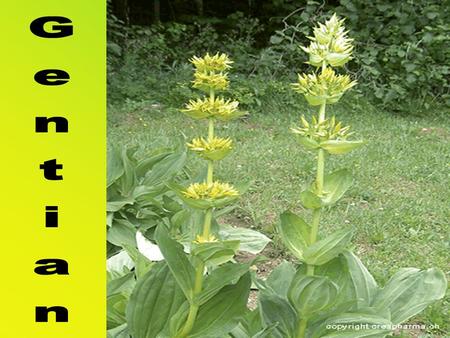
top-left (207, 118), bottom-right (214, 185)
top-left (175, 261), bottom-right (204, 338)
top-left (296, 318), bottom-right (308, 338)
top-left (299, 102), bottom-right (327, 338)
top-left (177, 90), bottom-right (216, 338)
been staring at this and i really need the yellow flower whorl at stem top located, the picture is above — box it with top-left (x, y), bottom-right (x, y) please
top-left (187, 137), bottom-right (233, 161)
top-left (183, 182), bottom-right (239, 200)
top-left (292, 67), bottom-right (356, 106)
top-left (181, 97), bottom-right (245, 121)
top-left (301, 13), bottom-right (353, 68)
top-left (190, 53), bottom-right (233, 73)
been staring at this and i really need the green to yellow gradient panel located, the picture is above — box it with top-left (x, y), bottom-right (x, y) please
top-left (0, 1), bottom-right (106, 337)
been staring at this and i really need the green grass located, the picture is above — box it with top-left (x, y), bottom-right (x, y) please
top-left (108, 92), bottom-right (449, 336)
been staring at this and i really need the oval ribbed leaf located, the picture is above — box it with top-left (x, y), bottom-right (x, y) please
top-left (155, 225), bottom-right (195, 301)
top-left (127, 262), bottom-right (186, 338)
top-left (304, 228), bottom-right (353, 266)
top-left (189, 273), bottom-right (251, 337)
top-left (277, 211), bottom-right (310, 260)
top-left (320, 140), bottom-right (365, 155)
top-left (300, 190), bottom-right (322, 209)
top-left (320, 169), bottom-right (353, 205)
top-left (342, 251), bottom-right (378, 309)
top-left (372, 267), bottom-right (446, 324)
top-left (288, 274), bottom-right (338, 317)
top-left (259, 292), bottom-right (297, 338)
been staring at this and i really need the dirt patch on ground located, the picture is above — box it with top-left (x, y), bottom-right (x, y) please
top-left (236, 243), bottom-right (288, 310)
top-left (419, 127), bottom-right (450, 139)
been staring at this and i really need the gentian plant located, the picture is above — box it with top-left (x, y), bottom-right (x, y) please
top-left (254, 14), bottom-right (447, 338)
top-left (124, 53), bottom-right (269, 338)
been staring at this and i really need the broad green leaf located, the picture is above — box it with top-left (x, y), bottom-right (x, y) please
top-left (107, 323), bottom-right (129, 338)
top-left (312, 312), bottom-right (392, 338)
top-left (259, 293), bottom-right (297, 338)
top-left (320, 169), bottom-right (353, 205)
top-left (127, 262), bottom-right (186, 338)
top-left (320, 140), bottom-right (365, 155)
top-left (155, 225), bottom-right (195, 301)
top-left (191, 240), bottom-right (240, 266)
top-left (107, 197), bottom-right (135, 212)
top-left (342, 251), bottom-right (378, 309)
top-left (108, 219), bottom-right (137, 248)
top-left (117, 147), bottom-right (138, 196)
top-left (162, 195), bottom-right (183, 213)
top-left (107, 147), bottom-right (125, 188)
top-left (277, 211), bottom-right (310, 260)
top-left (296, 135), bottom-right (320, 150)
top-left (230, 309), bottom-right (278, 338)
top-left (372, 267), bottom-right (446, 324)
top-left (189, 273), bottom-right (252, 337)
top-left (219, 225), bottom-right (271, 254)
top-left (143, 151), bottom-right (186, 186)
top-left (313, 256), bottom-right (358, 315)
top-left (171, 209), bottom-right (190, 230)
top-left (263, 260), bottom-right (296, 299)
top-left (304, 228), bottom-right (353, 266)
top-left (300, 190), bottom-right (322, 209)
top-left (135, 150), bottom-right (171, 178)
top-left (288, 274), bottom-right (338, 317)
top-left (199, 262), bottom-right (250, 305)
top-left (108, 271), bottom-right (135, 296)
top-left (108, 293), bottom-right (128, 329)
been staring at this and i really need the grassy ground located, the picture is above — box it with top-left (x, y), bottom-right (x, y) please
top-left (108, 92), bottom-right (449, 336)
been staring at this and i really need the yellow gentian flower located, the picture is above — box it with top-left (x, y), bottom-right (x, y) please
top-left (292, 67), bottom-right (356, 105)
top-left (192, 71), bottom-right (229, 92)
top-left (181, 97), bottom-right (244, 121)
top-left (182, 182), bottom-right (239, 200)
top-left (190, 53), bottom-right (233, 73)
top-left (187, 137), bottom-right (233, 161)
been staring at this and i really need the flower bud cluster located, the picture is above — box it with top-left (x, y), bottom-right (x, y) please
top-left (301, 13), bottom-right (353, 68)
top-left (293, 14), bottom-right (356, 107)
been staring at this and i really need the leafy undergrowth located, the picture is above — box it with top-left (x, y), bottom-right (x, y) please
top-left (108, 93), bottom-right (449, 336)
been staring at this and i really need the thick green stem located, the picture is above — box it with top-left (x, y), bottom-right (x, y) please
top-left (297, 318), bottom-right (308, 338)
top-left (208, 118), bottom-right (214, 140)
top-left (177, 91), bottom-right (217, 338)
top-left (318, 102), bottom-right (326, 123)
top-left (202, 208), bottom-right (213, 238)
top-left (175, 261), bottom-right (204, 338)
top-left (299, 103), bottom-right (327, 337)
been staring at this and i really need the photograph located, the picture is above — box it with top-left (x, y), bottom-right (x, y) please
top-left (106, 1), bottom-right (449, 337)
top-left (5, 0), bottom-right (447, 337)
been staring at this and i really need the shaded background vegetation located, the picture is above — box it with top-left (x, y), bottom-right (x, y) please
top-left (108, 0), bottom-right (449, 112)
